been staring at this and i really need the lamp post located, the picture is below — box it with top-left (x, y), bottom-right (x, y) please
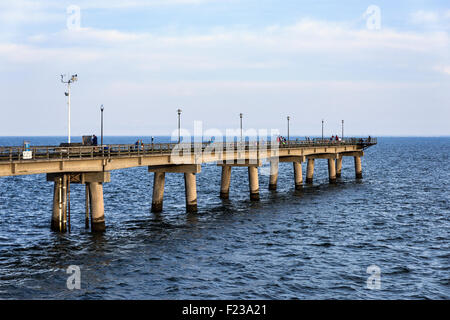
top-left (61, 74), bottom-right (78, 144)
top-left (341, 120), bottom-right (344, 141)
top-left (240, 113), bottom-right (243, 143)
top-left (177, 108), bottom-right (182, 143)
top-left (100, 104), bottom-right (104, 146)
top-left (287, 116), bottom-right (290, 145)
top-left (321, 119), bottom-right (324, 141)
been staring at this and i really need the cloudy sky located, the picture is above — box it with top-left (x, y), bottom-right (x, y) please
top-left (0, 0), bottom-right (449, 137)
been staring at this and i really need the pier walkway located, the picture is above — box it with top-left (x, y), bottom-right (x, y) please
top-left (0, 138), bottom-right (377, 232)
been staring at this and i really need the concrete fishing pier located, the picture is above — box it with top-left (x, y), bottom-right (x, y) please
top-left (0, 138), bottom-right (376, 232)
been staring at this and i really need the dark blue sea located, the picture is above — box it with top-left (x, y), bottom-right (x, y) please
top-left (0, 136), bottom-right (448, 299)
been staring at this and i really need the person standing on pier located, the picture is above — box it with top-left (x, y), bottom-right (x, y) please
top-left (92, 135), bottom-right (98, 146)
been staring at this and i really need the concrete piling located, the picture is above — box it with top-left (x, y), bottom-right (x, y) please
top-left (306, 158), bottom-right (315, 184)
top-left (151, 172), bottom-right (165, 213)
top-left (293, 162), bottom-right (303, 190)
top-left (248, 166), bottom-right (260, 201)
top-left (85, 184), bottom-right (90, 228)
top-left (184, 172), bottom-right (198, 213)
top-left (51, 177), bottom-right (66, 232)
top-left (269, 159), bottom-right (278, 190)
top-left (88, 182), bottom-right (105, 232)
top-left (354, 156), bottom-right (363, 179)
top-left (328, 158), bottom-right (337, 183)
top-left (220, 166), bottom-right (232, 199)
top-left (336, 157), bottom-right (343, 178)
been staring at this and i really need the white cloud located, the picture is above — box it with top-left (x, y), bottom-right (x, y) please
top-left (0, 18), bottom-right (448, 81)
top-left (433, 65), bottom-right (450, 75)
top-left (445, 10), bottom-right (450, 19)
top-left (0, 0), bottom-right (62, 24)
top-left (411, 10), bottom-right (439, 24)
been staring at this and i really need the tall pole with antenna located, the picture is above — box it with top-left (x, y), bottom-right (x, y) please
top-left (61, 74), bottom-right (78, 144)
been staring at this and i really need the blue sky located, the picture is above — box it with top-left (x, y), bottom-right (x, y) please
top-left (0, 0), bottom-right (449, 137)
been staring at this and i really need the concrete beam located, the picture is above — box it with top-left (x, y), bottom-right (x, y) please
top-left (148, 164), bottom-right (201, 173)
top-left (340, 151), bottom-right (364, 157)
top-left (307, 153), bottom-right (338, 160)
top-left (47, 172), bottom-right (110, 184)
top-left (217, 160), bottom-right (262, 167)
top-left (279, 156), bottom-right (305, 163)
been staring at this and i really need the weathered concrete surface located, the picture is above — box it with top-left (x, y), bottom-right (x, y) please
top-left (151, 172), bottom-right (165, 213)
top-left (248, 166), bottom-right (260, 201)
top-left (220, 166), bottom-right (232, 199)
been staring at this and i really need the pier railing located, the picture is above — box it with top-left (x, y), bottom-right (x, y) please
top-left (0, 138), bottom-right (376, 162)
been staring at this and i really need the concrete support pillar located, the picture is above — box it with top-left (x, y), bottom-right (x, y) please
top-left (248, 166), bottom-right (260, 201)
top-left (336, 157), bottom-right (343, 178)
top-left (306, 158), bottom-right (315, 184)
top-left (354, 156), bottom-right (363, 179)
top-left (85, 184), bottom-right (90, 228)
top-left (51, 177), bottom-right (67, 232)
top-left (269, 160), bottom-right (278, 190)
top-left (293, 162), bottom-right (303, 190)
top-left (184, 173), bottom-right (198, 213)
top-left (328, 158), bottom-right (337, 183)
top-left (151, 172), bottom-right (165, 213)
top-left (220, 166), bottom-right (232, 199)
top-left (88, 182), bottom-right (105, 232)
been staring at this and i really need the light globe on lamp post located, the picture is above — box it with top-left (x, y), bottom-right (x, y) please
top-left (61, 73), bottom-right (78, 144)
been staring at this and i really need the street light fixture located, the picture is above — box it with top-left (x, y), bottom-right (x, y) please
top-left (100, 104), bottom-right (104, 146)
top-left (341, 120), bottom-right (344, 141)
top-left (240, 113), bottom-right (243, 143)
top-left (61, 73), bottom-right (78, 144)
top-left (287, 116), bottom-right (290, 145)
top-left (177, 109), bottom-right (182, 143)
top-left (321, 119), bottom-right (324, 141)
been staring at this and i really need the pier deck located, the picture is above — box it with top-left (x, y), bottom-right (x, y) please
top-left (0, 138), bottom-right (377, 232)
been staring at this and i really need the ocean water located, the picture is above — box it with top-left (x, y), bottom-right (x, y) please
top-left (0, 136), bottom-right (448, 299)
